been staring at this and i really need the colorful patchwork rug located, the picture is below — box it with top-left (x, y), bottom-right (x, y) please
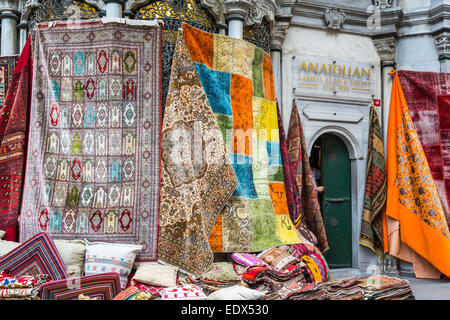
top-left (0, 55), bottom-right (18, 105)
top-left (359, 105), bottom-right (386, 257)
top-left (158, 27), bottom-right (237, 276)
top-left (178, 23), bottom-right (303, 253)
top-left (287, 100), bottom-right (328, 252)
top-left (384, 72), bottom-right (450, 278)
top-left (19, 19), bottom-right (163, 261)
top-left (0, 39), bottom-right (31, 242)
top-left (397, 71), bottom-right (450, 226)
top-left (0, 232), bottom-right (68, 281)
top-left (39, 272), bottom-right (121, 300)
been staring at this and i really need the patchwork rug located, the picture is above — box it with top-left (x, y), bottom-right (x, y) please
top-left (39, 272), bottom-right (121, 300)
top-left (359, 105), bottom-right (386, 257)
top-left (0, 232), bottom-right (68, 281)
top-left (397, 71), bottom-right (450, 225)
top-left (0, 55), bottom-right (18, 105)
top-left (287, 100), bottom-right (328, 252)
top-left (385, 72), bottom-right (450, 278)
top-left (158, 27), bottom-right (237, 276)
top-left (179, 23), bottom-right (303, 253)
top-left (0, 39), bottom-right (31, 242)
top-left (19, 19), bottom-right (163, 260)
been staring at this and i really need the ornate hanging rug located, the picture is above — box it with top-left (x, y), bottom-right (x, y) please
top-left (397, 71), bottom-right (450, 226)
top-left (19, 19), bottom-right (163, 261)
top-left (384, 72), bottom-right (450, 277)
top-left (287, 100), bottom-right (329, 252)
top-left (178, 23), bottom-right (303, 253)
top-left (359, 105), bottom-right (387, 257)
top-left (0, 39), bottom-right (31, 242)
top-left (0, 55), bottom-right (18, 105)
top-left (158, 28), bottom-right (237, 276)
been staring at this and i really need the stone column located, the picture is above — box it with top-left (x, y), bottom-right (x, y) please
top-left (0, 10), bottom-right (18, 56)
top-left (373, 36), bottom-right (400, 276)
top-left (104, 0), bottom-right (123, 18)
top-left (270, 21), bottom-right (289, 111)
top-left (18, 22), bottom-right (27, 52)
top-left (224, 0), bottom-right (252, 39)
top-left (434, 31), bottom-right (450, 73)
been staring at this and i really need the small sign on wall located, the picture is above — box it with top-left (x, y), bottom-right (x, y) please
top-left (292, 56), bottom-right (376, 101)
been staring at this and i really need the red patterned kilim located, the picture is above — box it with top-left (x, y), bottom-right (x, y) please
top-left (397, 71), bottom-right (450, 226)
top-left (0, 37), bottom-right (32, 241)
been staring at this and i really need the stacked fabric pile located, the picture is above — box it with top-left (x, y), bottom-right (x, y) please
top-left (0, 271), bottom-right (50, 300)
top-left (286, 276), bottom-right (363, 300)
top-left (359, 275), bottom-right (415, 300)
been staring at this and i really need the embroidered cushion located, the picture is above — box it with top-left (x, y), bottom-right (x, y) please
top-left (257, 246), bottom-right (299, 272)
top-left (159, 284), bottom-right (207, 300)
top-left (53, 240), bottom-right (86, 278)
top-left (39, 272), bottom-right (121, 300)
top-left (0, 232), bottom-right (68, 281)
top-left (231, 253), bottom-right (267, 267)
top-left (132, 262), bottom-right (178, 287)
top-left (202, 262), bottom-right (241, 282)
top-left (207, 285), bottom-right (264, 300)
top-left (84, 240), bottom-right (142, 289)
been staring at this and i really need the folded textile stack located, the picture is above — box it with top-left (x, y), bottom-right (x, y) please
top-left (262, 274), bottom-right (307, 300)
top-left (287, 277), bottom-right (364, 300)
top-left (191, 262), bottom-right (246, 295)
top-left (322, 276), bottom-right (365, 300)
top-left (0, 271), bottom-right (50, 300)
top-left (359, 275), bottom-right (415, 300)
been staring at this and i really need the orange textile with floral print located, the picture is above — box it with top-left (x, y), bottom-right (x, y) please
top-left (384, 72), bottom-right (450, 278)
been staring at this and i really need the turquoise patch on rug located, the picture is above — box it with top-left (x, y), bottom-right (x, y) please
top-left (194, 62), bottom-right (232, 116)
top-left (231, 153), bottom-right (258, 199)
top-left (266, 141), bottom-right (282, 165)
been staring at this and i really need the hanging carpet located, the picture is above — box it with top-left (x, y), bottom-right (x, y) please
top-left (384, 71), bottom-right (450, 278)
top-left (0, 39), bottom-right (32, 241)
top-left (19, 19), bottom-right (163, 261)
top-left (359, 104), bottom-right (387, 256)
top-left (157, 27), bottom-right (238, 276)
top-left (0, 55), bottom-right (18, 105)
top-left (287, 100), bottom-right (328, 252)
top-left (397, 70), bottom-right (450, 226)
top-left (177, 23), bottom-right (304, 254)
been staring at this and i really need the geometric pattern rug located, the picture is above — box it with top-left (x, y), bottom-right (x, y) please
top-left (0, 232), bottom-right (68, 281)
top-left (0, 40), bottom-right (31, 242)
top-left (0, 55), bottom-right (18, 105)
top-left (19, 19), bottom-right (163, 261)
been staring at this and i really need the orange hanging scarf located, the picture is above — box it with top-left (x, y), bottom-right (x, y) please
top-left (383, 71), bottom-right (450, 278)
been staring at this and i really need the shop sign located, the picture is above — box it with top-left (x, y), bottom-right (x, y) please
top-left (292, 56), bottom-right (376, 101)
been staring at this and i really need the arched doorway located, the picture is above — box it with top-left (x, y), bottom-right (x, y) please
top-left (310, 133), bottom-right (352, 268)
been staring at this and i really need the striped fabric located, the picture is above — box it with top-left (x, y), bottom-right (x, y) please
top-left (0, 232), bottom-right (68, 281)
top-left (40, 272), bottom-right (121, 300)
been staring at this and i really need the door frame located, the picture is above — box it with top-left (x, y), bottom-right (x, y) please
top-left (307, 126), bottom-right (365, 270)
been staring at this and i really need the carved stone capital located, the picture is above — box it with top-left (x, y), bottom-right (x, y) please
top-left (223, 0), bottom-right (252, 22)
top-left (0, 0), bottom-right (25, 15)
top-left (373, 36), bottom-right (397, 66)
top-left (200, 0), bottom-right (277, 26)
top-left (324, 7), bottom-right (346, 31)
top-left (372, 0), bottom-right (394, 9)
top-left (245, 0), bottom-right (276, 26)
top-left (434, 31), bottom-right (450, 61)
top-left (270, 20), bottom-right (289, 51)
